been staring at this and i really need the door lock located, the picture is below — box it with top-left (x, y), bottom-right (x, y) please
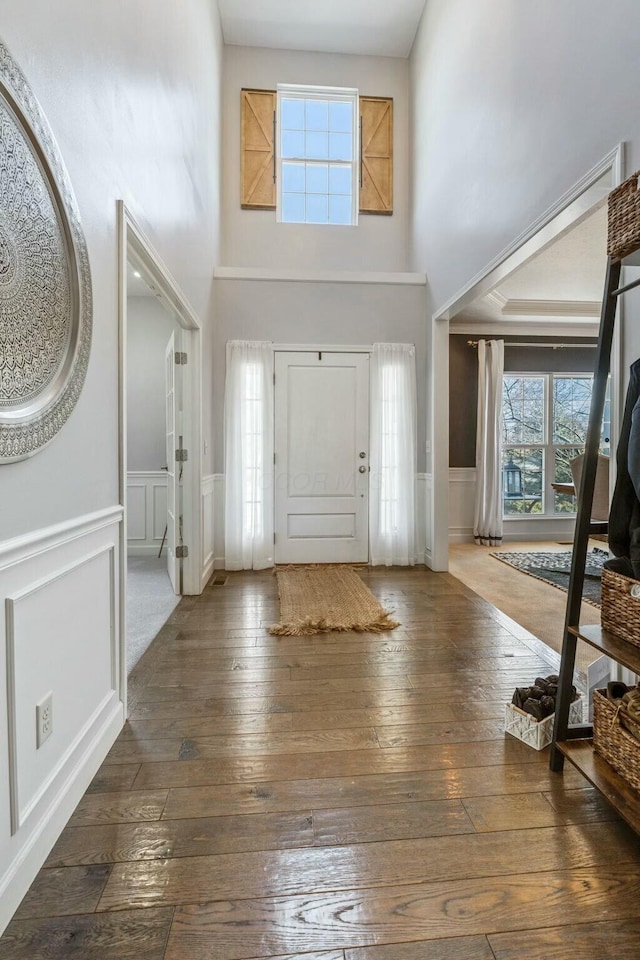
top-left (359, 465), bottom-right (367, 473)
top-left (359, 451), bottom-right (367, 458)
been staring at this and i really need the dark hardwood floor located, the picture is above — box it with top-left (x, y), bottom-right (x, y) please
top-left (2, 566), bottom-right (640, 959)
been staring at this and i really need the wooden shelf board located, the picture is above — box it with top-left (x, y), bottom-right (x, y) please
top-left (568, 624), bottom-right (640, 675)
top-left (558, 739), bottom-right (640, 834)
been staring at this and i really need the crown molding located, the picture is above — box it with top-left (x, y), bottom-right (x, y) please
top-left (501, 298), bottom-right (601, 318)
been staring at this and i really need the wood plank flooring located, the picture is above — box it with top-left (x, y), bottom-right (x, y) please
top-left (2, 566), bottom-right (640, 959)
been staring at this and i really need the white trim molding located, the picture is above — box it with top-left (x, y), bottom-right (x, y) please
top-left (500, 299), bottom-right (601, 319)
top-left (214, 266), bottom-right (427, 286)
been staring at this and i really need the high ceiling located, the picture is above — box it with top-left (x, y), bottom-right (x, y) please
top-left (217, 0), bottom-right (428, 58)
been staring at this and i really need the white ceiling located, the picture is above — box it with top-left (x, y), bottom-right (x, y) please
top-left (454, 204), bottom-right (608, 327)
top-left (217, 0), bottom-right (428, 58)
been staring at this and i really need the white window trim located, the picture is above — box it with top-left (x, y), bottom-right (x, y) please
top-left (276, 83), bottom-right (359, 226)
top-left (502, 371), bottom-right (601, 521)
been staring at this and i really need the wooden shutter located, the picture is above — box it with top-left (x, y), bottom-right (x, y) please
top-left (359, 96), bottom-right (393, 215)
top-left (241, 89), bottom-right (276, 209)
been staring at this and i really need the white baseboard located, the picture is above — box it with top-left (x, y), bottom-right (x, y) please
top-left (0, 702), bottom-right (123, 933)
top-left (127, 544), bottom-right (162, 557)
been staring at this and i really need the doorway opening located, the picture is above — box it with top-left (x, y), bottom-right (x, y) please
top-left (438, 149), bottom-right (625, 698)
top-left (430, 144), bottom-right (624, 573)
top-left (125, 262), bottom-right (182, 671)
top-left (118, 203), bottom-right (202, 705)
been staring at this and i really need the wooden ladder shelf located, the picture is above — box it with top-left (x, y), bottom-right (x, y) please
top-left (550, 182), bottom-right (640, 832)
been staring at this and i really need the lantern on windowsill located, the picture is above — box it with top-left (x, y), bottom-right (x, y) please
top-left (503, 457), bottom-right (523, 499)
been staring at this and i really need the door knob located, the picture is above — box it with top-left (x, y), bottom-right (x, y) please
top-left (359, 451), bottom-right (367, 458)
top-left (359, 465), bottom-right (367, 473)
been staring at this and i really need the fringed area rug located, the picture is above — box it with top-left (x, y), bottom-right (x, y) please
top-left (269, 565), bottom-right (400, 636)
top-left (490, 548), bottom-right (607, 607)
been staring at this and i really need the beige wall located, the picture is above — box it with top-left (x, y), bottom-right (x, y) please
top-left (222, 44), bottom-right (410, 272)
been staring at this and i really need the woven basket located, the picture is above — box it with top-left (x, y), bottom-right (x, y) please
top-left (608, 169), bottom-right (640, 261)
top-left (600, 567), bottom-right (640, 648)
top-left (593, 688), bottom-right (640, 792)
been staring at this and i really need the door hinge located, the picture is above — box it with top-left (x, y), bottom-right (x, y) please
top-left (273, 372), bottom-right (276, 385)
top-left (176, 545), bottom-right (189, 559)
top-left (273, 452), bottom-right (276, 465)
top-left (176, 448), bottom-right (188, 462)
top-left (273, 532), bottom-right (276, 544)
top-left (175, 352), bottom-right (188, 365)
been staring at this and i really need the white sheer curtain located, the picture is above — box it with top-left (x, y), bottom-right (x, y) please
top-left (474, 338), bottom-right (504, 546)
top-left (370, 343), bottom-right (417, 566)
top-left (224, 341), bottom-right (274, 570)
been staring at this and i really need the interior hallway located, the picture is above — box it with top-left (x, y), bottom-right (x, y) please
top-left (2, 567), bottom-right (640, 959)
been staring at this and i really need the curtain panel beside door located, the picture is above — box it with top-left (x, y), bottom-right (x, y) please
top-left (224, 341), bottom-right (274, 570)
top-left (370, 343), bottom-right (417, 566)
top-left (474, 339), bottom-right (505, 546)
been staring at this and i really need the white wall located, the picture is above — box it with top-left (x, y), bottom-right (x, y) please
top-left (127, 297), bottom-right (175, 472)
top-left (0, 0), bottom-right (223, 543)
top-left (222, 45), bottom-right (410, 272)
top-left (410, 0), bottom-right (640, 310)
top-left (0, 0), bottom-right (223, 932)
top-left (410, 0), bottom-right (640, 563)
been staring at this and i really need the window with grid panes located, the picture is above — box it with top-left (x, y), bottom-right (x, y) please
top-left (501, 373), bottom-right (610, 518)
top-left (277, 85), bottom-right (358, 225)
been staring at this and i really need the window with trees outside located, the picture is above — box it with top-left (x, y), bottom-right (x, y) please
top-left (501, 373), bottom-right (610, 518)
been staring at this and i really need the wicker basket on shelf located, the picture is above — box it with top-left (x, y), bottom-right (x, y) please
top-left (593, 689), bottom-right (640, 792)
top-left (600, 567), bottom-right (640, 648)
top-left (608, 169), bottom-right (640, 262)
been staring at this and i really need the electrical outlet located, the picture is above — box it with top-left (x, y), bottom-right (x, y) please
top-left (36, 693), bottom-right (53, 748)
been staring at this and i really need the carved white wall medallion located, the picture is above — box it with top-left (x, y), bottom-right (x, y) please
top-left (0, 40), bottom-right (92, 462)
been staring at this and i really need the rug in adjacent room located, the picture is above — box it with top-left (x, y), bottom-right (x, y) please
top-left (270, 565), bottom-right (400, 636)
top-left (490, 548), bottom-right (607, 606)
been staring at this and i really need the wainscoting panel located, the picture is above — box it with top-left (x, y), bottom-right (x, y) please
top-left (424, 473), bottom-right (433, 567)
top-left (448, 468), bottom-right (578, 543)
top-left (213, 474), bottom-right (225, 570)
top-left (201, 475), bottom-right (216, 587)
top-left (449, 467), bottom-right (476, 543)
top-left (0, 507), bottom-right (124, 933)
top-left (127, 471), bottom-right (167, 555)
top-left (416, 473), bottom-right (427, 564)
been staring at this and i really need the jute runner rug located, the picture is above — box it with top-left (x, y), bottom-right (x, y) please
top-left (269, 565), bottom-right (400, 636)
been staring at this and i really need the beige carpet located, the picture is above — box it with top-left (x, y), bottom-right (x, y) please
top-left (270, 565), bottom-right (400, 636)
top-left (449, 541), bottom-right (601, 674)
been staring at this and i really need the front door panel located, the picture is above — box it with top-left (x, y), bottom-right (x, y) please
top-left (275, 351), bottom-right (369, 563)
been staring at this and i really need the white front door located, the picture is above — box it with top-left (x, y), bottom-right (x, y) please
top-left (274, 351), bottom-right (370, 564)
top-left (165, 332), bottom-right (180, 594)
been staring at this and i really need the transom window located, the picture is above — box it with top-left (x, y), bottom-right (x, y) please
top-left (277, 84), bottom-right (358, 226)
top-left (501, 373), bottom-right (610, 518)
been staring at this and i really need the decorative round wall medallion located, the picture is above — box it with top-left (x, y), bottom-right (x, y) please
top-left (0, 40), bottom-right (92, 462)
